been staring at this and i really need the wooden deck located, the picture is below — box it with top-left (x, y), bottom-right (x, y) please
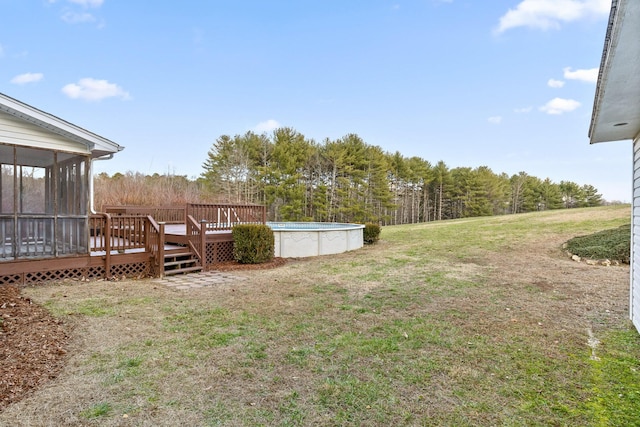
top-left (0, 203), bottom-right (266, 286)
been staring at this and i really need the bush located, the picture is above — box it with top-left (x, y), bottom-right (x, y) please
top-left (363, 223), bottom-right (381, 244)
top-left (565, 224), bottom-right (630, 263)
top-left (232, 224), bottom-right (275, 264)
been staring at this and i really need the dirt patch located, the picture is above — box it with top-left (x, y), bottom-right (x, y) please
top-left (0, 285), bottom-right (69, 409)
top-left (480, 234), bottom-right (630, 334)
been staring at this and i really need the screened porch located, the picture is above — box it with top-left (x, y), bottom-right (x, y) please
top-left (0, 143), bottom-right (90, 261)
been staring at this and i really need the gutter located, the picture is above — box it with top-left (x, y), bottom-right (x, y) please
top-left (588, 0), bottom-right (619, 142)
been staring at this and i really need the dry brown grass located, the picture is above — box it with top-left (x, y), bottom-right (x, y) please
top-left (1, 206), bottom-right (637, 426)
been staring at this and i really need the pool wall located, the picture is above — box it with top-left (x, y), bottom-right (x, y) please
top-left (267, 222), bottom-right (365, 258)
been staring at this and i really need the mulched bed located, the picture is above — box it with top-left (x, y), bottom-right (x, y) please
top-left (0, 285), bottom-right (69, 409)
top-left (213, 257), bottom-right (288, 271)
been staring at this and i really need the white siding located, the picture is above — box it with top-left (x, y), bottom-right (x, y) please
top-left (0, 111), bottom-right (90, 155)
top-left (633, 137), bottom-right (640, 333)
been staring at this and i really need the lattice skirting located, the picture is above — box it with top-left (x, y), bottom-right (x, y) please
top-left (204, 241), bottom-right (235, 269)
top-left (108, 261), bottom-right (151, 280)
top-left (0, 261), bottom-right (152, 286)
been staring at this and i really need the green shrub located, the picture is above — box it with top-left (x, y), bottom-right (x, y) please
top-left (232, 224), bottom-right (274, 264)
top-left (565, 224), bottom-right (630, 263)
top-left (363, 223), bottom-right (381, 244)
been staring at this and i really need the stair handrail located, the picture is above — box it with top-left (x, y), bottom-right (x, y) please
top-left (185, 214), bottom-right (204, 267)
top-left (147, 215), bottom-right (165, 278)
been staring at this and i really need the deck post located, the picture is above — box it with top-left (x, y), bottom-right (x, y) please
top-left (158, 222), bottom-right (165, 278)
top-left (104, 213), bottom-right (112, 279)
top-left (200, 219), bottom-right (207, 270)
top-left (144, 216), bottom-right (151, 253)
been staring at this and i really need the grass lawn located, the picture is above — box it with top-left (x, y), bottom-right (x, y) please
top-left (1, 205), bottom-right (639, 426)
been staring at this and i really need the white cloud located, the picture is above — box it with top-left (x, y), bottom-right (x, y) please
top-left (495, 0), bottom-right (611, 34)
top-left (62, 78), bottom-right (130, 101)
top-left (11, 73), bottom-right (44, 85)
top-left (539, 97), bottom-right (581, 114)
top-left (67, 0), bottom-right (104, 7)
top-left (547, 78), bottom-right (565, 88)
top-left (59, 0), bottom-right (104, 25)
top-left (488, 116), bottom-right (503, 124)
top-left (255, 119), bottom-right (281, 133)
top-left (61, 11), bottom-right (96, 23)
top-left (514, 106), bottom-right (533, 113)
top-left (563, 66), bottom-right (598, 83)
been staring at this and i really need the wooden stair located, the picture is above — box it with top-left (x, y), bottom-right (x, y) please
top-left (163, 250), bottom-right (202, 276)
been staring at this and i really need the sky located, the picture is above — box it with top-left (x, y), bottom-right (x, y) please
top-left (0, 0), bottom-right (631, 202)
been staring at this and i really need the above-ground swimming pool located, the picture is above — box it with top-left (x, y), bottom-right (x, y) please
top-left (267, 222), bottom-right (365, 258)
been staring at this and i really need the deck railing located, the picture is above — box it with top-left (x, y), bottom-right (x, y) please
top-left (1, 214), bottom-right (87, 260)
top-left (90, 213), bottom-right (159, 279)
top-left (90, 214), bottom-right (148, 253)
top-left (89, 213), bottom-right (108, 252)
top-left (104, 204), bottom-right (267, 230)
top-left (0, 216), bottom-right (13, 260)
top-left (104, 206), bottom-right (185, 224)
top-left (0, 215), bottom-right (53, 259)
top-left (186, 203), bottom-right (266, 231)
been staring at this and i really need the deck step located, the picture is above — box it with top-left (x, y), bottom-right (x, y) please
top-left (164, 251), bottom-right (193, 259)
top-left (164, 265), bottom-right (203, 276)
top-left (164, 258), bottom-right (198, 268)
top-left (163, 249), bottom-right (202, 276)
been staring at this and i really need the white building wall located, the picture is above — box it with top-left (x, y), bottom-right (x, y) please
top-left (632, 137), bottom-right (640, 332)
top-left (0, 112), bottom-right (90, 154)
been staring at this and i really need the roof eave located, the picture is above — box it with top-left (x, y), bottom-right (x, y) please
top-left (589, 0), bottom-right (640, 144)
top-left (0, 92), bottom-right (124, 156)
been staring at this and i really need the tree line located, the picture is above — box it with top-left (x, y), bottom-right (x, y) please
top-left (197, 128), bottom-right (605, 224)
top-left (92, 127), bottom-right (606, 223)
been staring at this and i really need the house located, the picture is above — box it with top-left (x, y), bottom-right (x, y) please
top-left (1, 92), bottom-right (124, 281)
top-left (0, 93), bottom-right (123, 224)
top-left (0, 92), bottom-right (266, 286)
top-left (589, 0), bottom-right (640, 333)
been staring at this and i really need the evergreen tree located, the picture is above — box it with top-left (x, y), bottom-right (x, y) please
top-left (581, 184), bottom-right (604, 207)
top-left (198, 129), bottom-right (606, 223)
top-left (538, 178), bottom-right (563, 210)
top-left (559, 181), bottom-right (583, 208)
top-left (406, 156), bottom-right (432, 223)
top-left (431, 161), bottom-right (450, 221)
top-left (267, 128), bottom-right (314, 221)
